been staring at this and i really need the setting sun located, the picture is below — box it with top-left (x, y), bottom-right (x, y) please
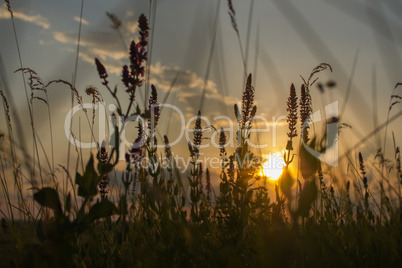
top-left (260, 153), bottom-right (286, 181)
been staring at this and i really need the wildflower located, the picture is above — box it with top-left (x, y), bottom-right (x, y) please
top-left (148, 85), bottom-right (160, 128)
top-left (359, 152), bottom-right (368, 189)
top-left (138, 14), bottom-right (150, 48)
top-left (98, 142), bottom-right (110, 195)
top-left (227, 156), bottom-right (235, 182)
top-left (300, 84), bottom-right (311, 142)
top-left (164, 135), bottom-right (172, 160)
top-left (241, 74), bottom-right (255, 128)
top-left (128, 14), bottom-right (149, 89)
top-left (98, 179), bottom-right (109, 194)
top-left (100, 143), bottom-right (108, 165)
top-left (130, 138), bottom-right (143, 164)
top-left (219, 128), bottom-right (227, 156)
top-left (95, 58), bottom-right (108, 85)
top-left (130, 122), bottom-right (145, 163)
top-left (286, 84), bottom-right (298, 139)
top-left (129, 41), bottom-right (145, 88)
top-left (122, 65), bottom-right (131, 90)
top-left (286, 84), bottom-right (298, 152)
top-left (206, 168), bottom-right (211, 198)
top-left (192, 111), bottom-right (203, 157)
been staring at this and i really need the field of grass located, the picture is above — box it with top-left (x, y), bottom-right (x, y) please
top-left (0, 1), bottom-right (402, 267)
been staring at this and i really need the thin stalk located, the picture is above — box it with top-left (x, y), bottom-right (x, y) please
top-left (244, 0), bottom-right (254, 83)
top-left (46, 96), bottom-right (55, 180)
top-left (198, 0), bottom-right (221, 111)
top-left (8, 1), bottom-right (39, 205)
top-left (145, 0), bottom-right (158, 110)
top-left (33, 129), bottom-right (55, 187)
top-left (342, 110), bottom-right (402, 161)
top-left (0, 156), bottom-right (14, 224)
top-left (68, 0), bottom-right (85, 173)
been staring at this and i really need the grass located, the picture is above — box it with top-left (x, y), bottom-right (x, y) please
top-left (0, 2), bottom-right (402, 267)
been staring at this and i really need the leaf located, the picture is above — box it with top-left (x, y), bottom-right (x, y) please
top-left (36, 220), bottom-right (46, 242)
top-left (300, 139), bottom-right (319, 180)
top-left (296, 179), bottom-right (318, 217)
top-left (65, 193), bottom-right (71, 214)
top-left (33, 187), bottom-right (62, 213)
top-left (279, 168), bottom-right (294, 200)
top-left (75, 154), bottom-right (100, 198)
top-left (88, 199), bottom-right (117, 221)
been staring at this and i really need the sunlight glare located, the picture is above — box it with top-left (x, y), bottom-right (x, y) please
top-left (260, 153), bottom-right (286, 181)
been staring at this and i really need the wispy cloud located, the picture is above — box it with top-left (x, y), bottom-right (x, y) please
top-left (0, 4), bottom-right (50, 29)
top-left (53, 31), bottom-right (127, 60)
top-left (148, 62), bottom-right (237, 117)
top-left (51, 25), bottom-right (236, 118)
top-left (124, 19), bottom-right (138, 34)
top-left (74, 16), bottom-right (89, 26)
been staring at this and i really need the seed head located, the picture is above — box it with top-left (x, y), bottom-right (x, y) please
top-left (5, 0), bottom-right (13, 17)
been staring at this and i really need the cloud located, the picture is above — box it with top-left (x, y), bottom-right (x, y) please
top-left (124, 20), bottom-right (138, 34)
top-left (50, 27), bottom-right (239, 120)
top-left (53, 31), bottom-right (128, 73)
top-left (149, 63), bottom-right (218, 94)
top-left (147, 62), bottom-right (239, 118)
top-left (74, 16), bottom-right (89, 26)
top-left (0, 4), bottom-right (50, 29)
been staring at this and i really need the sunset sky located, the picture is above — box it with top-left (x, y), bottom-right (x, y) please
top-left (0, 0), bottom-right (402, 181)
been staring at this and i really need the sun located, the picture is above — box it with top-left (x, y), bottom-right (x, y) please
top-left (259, 153), bottom-right (286, 181)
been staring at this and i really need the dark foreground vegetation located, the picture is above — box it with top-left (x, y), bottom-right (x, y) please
top-left (1, 3), bottom-right (402, 267)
